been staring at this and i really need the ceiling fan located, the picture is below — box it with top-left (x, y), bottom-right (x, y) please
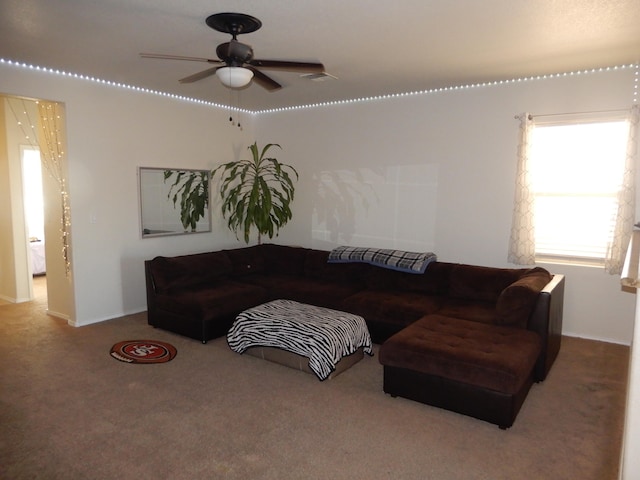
top-left (140, 12), bottom-right (325, 91)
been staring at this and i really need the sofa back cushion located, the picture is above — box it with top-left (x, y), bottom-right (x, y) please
top-left (496, 267), bottom-right (552, 327)
top-left (149, 251), bottom-right (232, 294)
top-left (260, 244), bottom-right (309, 275)
top-left (365, 261), bottom-right (453, 294)
top-left (303, 249), bottom-right (369, 285)
top-left (449, 264), bottom-right (522, 303)
top-left (223, 245), bottom-right (267, 277)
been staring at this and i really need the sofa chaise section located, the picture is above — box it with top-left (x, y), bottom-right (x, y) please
top-left (379, 314), bottom-right (543, 428)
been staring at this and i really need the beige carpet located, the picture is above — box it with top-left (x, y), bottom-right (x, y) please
top-left (0, 286), bottom-right (629, 480)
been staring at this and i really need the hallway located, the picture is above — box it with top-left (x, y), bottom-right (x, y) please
top-left (0, 275), bottom-right (47, 306)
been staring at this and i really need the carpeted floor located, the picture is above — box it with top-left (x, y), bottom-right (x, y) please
top-left (0, 284), bottom-right (630, 480)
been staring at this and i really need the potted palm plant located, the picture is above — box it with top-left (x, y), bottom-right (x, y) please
top-left (211, 142), bottom-right (298, 243)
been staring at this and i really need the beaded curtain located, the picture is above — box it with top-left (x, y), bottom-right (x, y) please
top-left (36, 101), bottom-right (72, 277)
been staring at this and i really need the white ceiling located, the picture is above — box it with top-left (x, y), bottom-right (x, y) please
top-left (1, 0), bottom-right (639, 111)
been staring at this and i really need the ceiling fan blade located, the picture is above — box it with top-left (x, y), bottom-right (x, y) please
top-left (140, 53), bottom-right (220, 64)
top-left (247, 67), bottom-right (282, 91)
top-left (179, 66), bottom-right (220, 84)
top-left (249, 59), bottom-right (325, 73)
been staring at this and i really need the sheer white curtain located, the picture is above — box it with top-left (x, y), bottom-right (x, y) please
top-left (605, 104), bottom-right (639, 274)
top-left (508, 113), bottom-right (536, 265)
top-left (37, 101), bottom-right (72, 277)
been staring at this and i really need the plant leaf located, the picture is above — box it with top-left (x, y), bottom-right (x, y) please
top-left (212, 142), bottom-right (296, 243)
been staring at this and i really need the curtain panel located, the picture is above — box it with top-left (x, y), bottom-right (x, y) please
top-left (508, 113), bottom-right (536, 265)
top-left (605, 104), bottom-right (639, 274)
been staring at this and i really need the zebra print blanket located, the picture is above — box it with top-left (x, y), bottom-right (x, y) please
top-left (227, 300), bottom-right (373, 381)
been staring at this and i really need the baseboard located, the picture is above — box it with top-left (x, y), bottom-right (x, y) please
top-left (47, 309), bottom-right (70, 322)
top-left (69, 307), bottom-right (147, 327)
top-left (562, 332), bottom-right (631, 347)
top-left (0, 294), bottom-right (32, 303)
top-left (0, 294), bottom-right (16, 303)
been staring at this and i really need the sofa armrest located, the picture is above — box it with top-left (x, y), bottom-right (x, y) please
top-left (527, 274), bottom-right (565, 381)
top-left (495, 267), bottom-right (552, 328)
top-left (144, 260), bottom-right (159, 326)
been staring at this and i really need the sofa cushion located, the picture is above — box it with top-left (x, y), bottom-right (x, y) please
top-left (379, 314), bottom-right (542, 394)
top-left (154, 280), bottom-right (268, 320)
top-left (449, 265), bottom-right (522, 302)
top-left (437, 298), bottom-right (498, 325)
top-left (496, 268), bottom-right (553, 328)
top-left (149, 252), bottom-right (233, 294)
top-left (260, 244), bottom-right (308, 275)
top-left (304, 249), bottom-right (369, 285)
top-left (341, 290), bottom-right (442, 327)
top-left (223, 245), bottom-right (266, 277)
top-left (365, 261), bottom-right (452, 294)
top-left (242, 273), bottom-right (361, 310)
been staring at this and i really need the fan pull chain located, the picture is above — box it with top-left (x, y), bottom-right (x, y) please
top-left (236, 89), bottom-right (243, 130)
top-left (228, 89), bottom-right (243, 130)
top-left (228, 87), bottom-right (235, 126)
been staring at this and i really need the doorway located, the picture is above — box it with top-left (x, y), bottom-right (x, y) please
top-left (21, 145), bottom-right (48, 302)
top-left (1, 94), bottom-right (71, 318)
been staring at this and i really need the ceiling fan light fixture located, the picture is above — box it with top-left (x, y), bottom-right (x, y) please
top-left (216, 66), bottom-right (254, 88)
top-left (142, 13), bottom-right (324, 93)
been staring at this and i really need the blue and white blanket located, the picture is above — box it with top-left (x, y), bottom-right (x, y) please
top-left (327, 245), bottom-right (437, 274)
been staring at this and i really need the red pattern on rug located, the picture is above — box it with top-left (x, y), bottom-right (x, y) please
top-left (110, 340), bottom-right (177, 364)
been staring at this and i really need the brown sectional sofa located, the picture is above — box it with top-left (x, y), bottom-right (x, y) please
top-left (145, 243), bottom-right (564, 427)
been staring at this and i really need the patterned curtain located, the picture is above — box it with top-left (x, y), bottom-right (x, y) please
top-left (36, 101), bottom-right (72, 277)
top-left (508, 113), bottom-right (536, 265)
top-left (605, 104), bottom-right (640, 274)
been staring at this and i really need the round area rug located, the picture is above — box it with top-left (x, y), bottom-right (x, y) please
top-left (110, 340), bottom-right (177, 364)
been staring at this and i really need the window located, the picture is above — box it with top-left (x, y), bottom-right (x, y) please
top-left (529, 117), bottom-right (630, 263)
top-left (509, 106), bottom-right (638, 272)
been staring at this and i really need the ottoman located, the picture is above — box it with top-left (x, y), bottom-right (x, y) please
top-left (227, 299), bottom-right (373, 380)
top-left (379, 314), bottom-right (542, 428)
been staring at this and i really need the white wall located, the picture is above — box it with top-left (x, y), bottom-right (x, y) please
top-left (0, 63), bottom-right (257, 326)
top-left (0, 99), bottom-right (20, 302)
top-left (257, 68), bottom-right (639, 344)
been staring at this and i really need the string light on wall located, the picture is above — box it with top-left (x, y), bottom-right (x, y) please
top-left (256, 63), bottom-right (639, 115)
top-left (1, 57), bottom-right (636, 116)
top-left (0, 58), bottom-right (253, 118)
